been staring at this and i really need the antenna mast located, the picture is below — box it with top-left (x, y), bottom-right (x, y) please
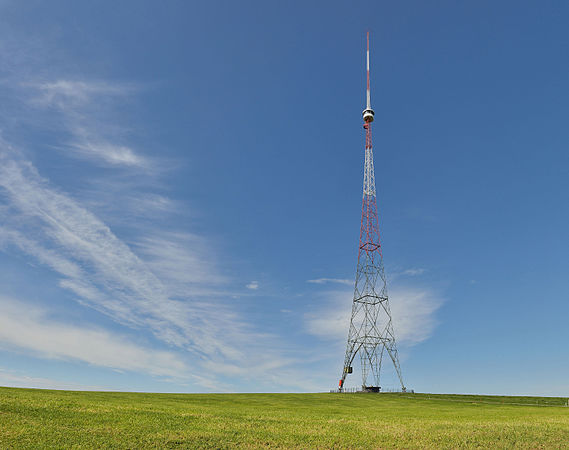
top-left (338, 32), bottom-right (405, 393)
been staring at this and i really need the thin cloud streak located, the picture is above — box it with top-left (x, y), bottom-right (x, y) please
top-left (307, 278), bottom-right (353, 286)
top-left (71, 140), bottom-right (146, 168)
top-left (0, 367), bottom-right (113, 391)
top-left (31, 80), bottom-right (135, 109)
top-left (0, 228), bottom-right (83, 279)
top-left (77, 178), bottom-right (182, 227)
top-left (0, 296), bottom-right (189, 378)
top-left (401, 268), bottom-right (426, 276)
top-left (133, 232), bottom-right (227, 298)
top-left (27, 79), bottom-right (151, 170)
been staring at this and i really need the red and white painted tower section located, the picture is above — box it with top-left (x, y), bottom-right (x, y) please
top-left (339, 32), bottom-right (405, 392)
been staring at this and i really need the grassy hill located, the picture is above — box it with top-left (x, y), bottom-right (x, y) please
top-left (1, 387), bottom-right (568, 448)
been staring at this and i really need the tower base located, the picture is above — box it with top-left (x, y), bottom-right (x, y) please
top-left (362, 386), bottom-right (380, 393)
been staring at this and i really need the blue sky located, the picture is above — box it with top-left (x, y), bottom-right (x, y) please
top-left (0, 1), bottom-right (568, 395)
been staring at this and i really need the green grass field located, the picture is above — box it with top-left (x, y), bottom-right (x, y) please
top-left (1, 387), bottom-right (568, 448)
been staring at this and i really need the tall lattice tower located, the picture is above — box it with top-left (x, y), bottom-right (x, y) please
top-left (339, 32), bottom-right (406, 392)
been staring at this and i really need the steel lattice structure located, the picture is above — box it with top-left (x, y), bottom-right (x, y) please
top-left (339, 32), bottom-right (406, 392)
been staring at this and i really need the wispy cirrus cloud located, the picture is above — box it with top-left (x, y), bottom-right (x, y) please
top-left (133, 231), bottom-right (227, 298)
top-left (76, 177), bottom-right (181, 225)
top-left (307, 277), bottom-right (353, 286)
top-left (0, 139), bottom-right (299, 389)
top-left (0, 295), bottom-right (189, 378)
top-left (32, 80), bottom-right (134, 108)
top-left (24, 78), bottom-right (152, 170)
top-left (0, 228), bottom-right (83, 279)
top-left (401, 268), bottom-right (426, 277)
top-left (0, 142), bottom-right (239, 356)
top-left (0, 367), bottom-right (113, 391)
top-left (0, 32), bottom-right (300, 390)
top-left (70, 140), bottom-right (146, 168)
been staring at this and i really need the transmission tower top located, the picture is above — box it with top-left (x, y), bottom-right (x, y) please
top-left (362, 31), bottom-right (375, 123)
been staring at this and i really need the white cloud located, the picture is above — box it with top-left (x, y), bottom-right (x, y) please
top-left (0, 62), bottom-right (303, 389)
top-left (76, 178), bottom-right (181, 225)
top-left (129, 194), bottom-right (176, 215)
top-left (0, 142), bottom-right (300, 390)
top-left (0, 228), bottom-right (82, 279)
top-left (307, 278), bottom-right (353, 286)
top-left (32, 80), bottom-right (133, 109)
top-left (26, 79), bottom-right (150, 170)
top-left (0, 296), bottom-right (189, 378)
top-left (0, 143), bottom-right (245, 360)
top-left (304, 290), bottom-right (351, 341)
top-left (389, 287), bottom-right (444, 345)
top-left (0, 27), bottom-right (314, 391)
top-left (71, 141), bottom-right (146, 167)
top-left (246, 281), bottom-right (259, 290)
top-left (401, 268), bottom-right (426, 276)
top-left (305, 285), bottom-right (444, 346)
top-left (134, 232), bottom-right (227, 297)
top-left (0, 367), bottom-right (112, 391)
top-left (58, 279), bottom-right (102, 302)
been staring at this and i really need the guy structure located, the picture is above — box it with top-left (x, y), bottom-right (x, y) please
top-left (339, 32), bottom-right (406, 393)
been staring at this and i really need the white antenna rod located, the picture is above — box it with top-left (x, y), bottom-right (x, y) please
top-left (362, 31), bottom-right (375, 123)
top-left (366, 31), bottom-right (371, 110)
